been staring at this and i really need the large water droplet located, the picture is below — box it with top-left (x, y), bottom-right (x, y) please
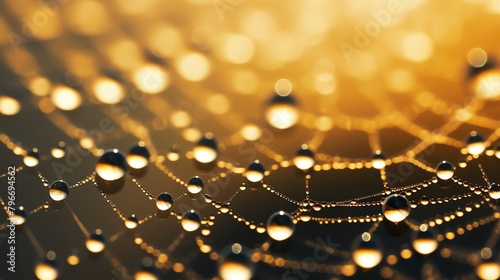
top-left (265, 93), bottom-right (299, 130)
top-left (24, 149), bottom-right (40, 167)
top-left (96, 149), bottom-right (127, 181)
top-left (293, 145), bottom-right (315, 170)
top-left (126, 143), bottom-right (150, 169)
top-left (34, 251), bottom-right (59, 280)
top-left (86, 230), bottom-right (105, 253)
top-left (489, 183), bottom-right (500, 199)
top-left (382, 194), bottom-right (410, 223)
top-left (219, 243), bottom-right (254, 280)
top-left (436, 161), bottom-right (454, 180)
top-left (466, 131), bottom-right (486, 156)
top-left (187, 176), bottom-right (204, 194)
top-left (352, 234), bottom-right (383, 269)
top-left (156, 192), bottom-right (173, 210)
top-left (193, 134), bottom-right (218, 163)
top-left (244, 161), bottom-right (265, 182)
top-left (49, 180), bottom-right (69, 201)
top-left (371, 151), bottom-right (386, 169)
top-left (266, 211), bottom-right (295, 241)
top-left (181, 210), bottom-right (201, 232)
top-left (412, 227), bottom-right (438, 255)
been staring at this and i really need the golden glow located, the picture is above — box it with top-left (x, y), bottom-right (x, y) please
top-left (476, 262), bottom-right (500, 280)
top-left (133, 64), bottom-right (169, 94)
top-left (96, 163), bottom-right (126, 181)
top-left (232, 70), bottom-right (259, 95)
top-left (176, 53), bottom-right (211, 81)
top-left (34, 262), bottom-right (58, 280)
top-left (293, 155), bottom-right (315, 170)
top-left (127, 155), bottom-right (149, 170)
top-left (413, 238), bottom-right (438, 255)
top-left (220, 262), bottom-right (252, 280)
top-left (0, 96), bottom-right (21, 115)
top-left (65, 0), bottom-right (111, 35)
top-left (222, 34), bottom-right (255, 64)
top-left (86, 238), bottom-right (105, 253)
top-left (134, 270), bottom-right (158, 280)
top-left (67, 255), bottom-right (79, 266)
top-left (468, 48), bottom-right (488, 68)
top-left (23, 154), bottom-right (40, 167)
top-left (240, 124), bottom-right (262, 141)
top-left (275, 79), bottom-right (293, 96)
top-left (51, 86), bottom-right (82, 111)
top-left (400, 249), bottom-right (412, 259)
top-left (28, 76), bottom-right (52, 97)
top-left (170, 111), bottom-right (191, 128)
top-left (92, 78), bottom-right (125, 104)
top-left (399, 33), bottom-right (434, 63)
top-left (193, 145), bottom-right (217, 163)
top-left (244, 170), bottom-right (264, 183)
top-left (207, 94), bottom-right (230, 115)
top-left (341, 263), bottom-right (357, 276)
top-left (352, 247), bottom-right (383, 269)
top-left (473, 69), bottom-right (500, 100)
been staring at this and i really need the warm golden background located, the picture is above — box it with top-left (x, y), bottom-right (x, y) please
top-left (1, 0), bottom-right (500, 279)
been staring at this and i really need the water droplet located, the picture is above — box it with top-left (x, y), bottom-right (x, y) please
top-left (256, 223), bottom-right (266, 234)
top-left (412, 228), bottom-right (438, 255)
top-left (34, 253), bottom-right (59, 280)
top-left (420, 196), bottom-right (430, 206)
top-left (465, 204), bottom-right (473, 212)
top-left (156, 192), bottom-right (173, 211)
top-left (193, 134), bottom-right (218, 163)
top-left (265, 93), bottom-right (299, 130)
top-left (49, 180), bottom-right (69, 201)
top-left (352, 234), bottom-right (383, 269)
top-left (476, 261), bottom-right (500, 280)
top-left (134, 261), bottom-right (159, 280)
top-left (436, 161), bottom-right (454, 180)
top-left (293, 145), bottom-right (315, 170)
top-left (382, 194), bottom-right (411, 223)
top-left (181, 210), bottom-right (201, 232)
top-left (244, 161), bottom-right (265, 182)
top-left (125, 215), bottom-right (139, 229)
top-left (266, 211), bottom-right (295, 241)
top-left (95, 149), bottom-right (127, 181)
top-left (219, 244), bottom-right (254, 280)
top-left (220, 204), bottom-right (230, 213)
top-left (465, 131), bottom-right (486, 156)
top-left (24, 149), bottom-right (40, 167)
top-left (86, 230), bottom-right (105, 253)
top-left (299, 211), bottom-right (312, 222)
top-left (51, 141), bottom-right (66, 159)
top-left (127, 143), bottom-right (150, 169)
top-left (167, 145), bottom-right (181, 162)
top-left (187, 176), bottom-right (204, 194)
top-left (371, 151), bottom-right (386, 169)
top-left (240, 123), bottom-right (262, 142)
top-left (10, 207), bottom-right (26, 225)
top-left (489, 183), bottom-right (500, 199)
